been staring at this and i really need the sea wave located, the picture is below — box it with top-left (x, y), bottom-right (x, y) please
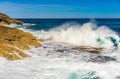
top-left (30, 22), bottom-right (119, 51)
top-left (9, 23), bottom-right (36, 28)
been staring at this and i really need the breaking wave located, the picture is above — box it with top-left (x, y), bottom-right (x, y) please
top-left (33, 22), bottom-right (119, 50)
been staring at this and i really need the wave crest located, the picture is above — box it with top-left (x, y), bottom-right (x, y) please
top-left (34, 22), bottom-right (120, 49)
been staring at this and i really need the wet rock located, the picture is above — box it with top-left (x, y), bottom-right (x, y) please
top-left (56, 49), bottom-right (65, 52)
top-left (72, 46), bottom-right (103, 54)
top-left (88, 55), bottom-right (116, 63)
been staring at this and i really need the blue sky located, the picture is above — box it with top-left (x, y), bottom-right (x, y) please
top-left (0, 0), bottom-right (120, 18)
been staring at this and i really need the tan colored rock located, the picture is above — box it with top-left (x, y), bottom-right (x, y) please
top-left (0, 26), bottom-right (40, 60)
top-left (0, 12), bottom-right (23, 26)
top-left (0, 13), bottom-right (40, 60)
top-left (0, 44), bottom-right (28, 60)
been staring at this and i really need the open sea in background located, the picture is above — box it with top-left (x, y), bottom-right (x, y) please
top-left (18, 18), bottom-right (120, 34)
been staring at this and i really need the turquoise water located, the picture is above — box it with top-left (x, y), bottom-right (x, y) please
top-left (69, 71), bottom-right (99, 79)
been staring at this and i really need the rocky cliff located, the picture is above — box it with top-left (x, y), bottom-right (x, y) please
top-left (0, 13), bottom-right (40, 60)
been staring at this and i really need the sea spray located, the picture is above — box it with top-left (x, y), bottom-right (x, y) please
top-left (5, 20), bottom-right (120, 79)
top-left (33, 22), bottom-right (119, 50)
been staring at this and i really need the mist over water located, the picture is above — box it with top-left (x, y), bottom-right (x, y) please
top-left (1, 19), bottom-right (120, 79)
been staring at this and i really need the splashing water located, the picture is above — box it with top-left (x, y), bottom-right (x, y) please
top-left (2, 22), bottom-right (120, 79)
top-left (33, 22), bottom-right (119, 50)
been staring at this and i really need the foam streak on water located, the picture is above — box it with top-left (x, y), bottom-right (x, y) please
top-left (1, 22), bottom-right (120, 79)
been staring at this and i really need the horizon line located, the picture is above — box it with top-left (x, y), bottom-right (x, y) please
top-left (16, 18), bottom-right (120, 19)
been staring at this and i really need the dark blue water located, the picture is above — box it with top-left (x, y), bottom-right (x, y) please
top-left (18, 19), bottom-right (120, 35)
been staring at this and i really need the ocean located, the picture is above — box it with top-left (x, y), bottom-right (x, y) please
top-left (1, 19), bottom-right (120, 79)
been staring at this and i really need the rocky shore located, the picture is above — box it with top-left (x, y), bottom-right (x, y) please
top-left (0, 13), bottom-right (40, 60)
top-left (0, 13), bottom-right (23, 26)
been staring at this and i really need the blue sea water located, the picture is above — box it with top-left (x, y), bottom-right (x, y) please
top-left (18, 19), bottom-right (120, 33)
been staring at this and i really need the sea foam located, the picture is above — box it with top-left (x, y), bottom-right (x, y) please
top-left (2, 21), bottom-right (120, 79)
top-left (32, 22), bottom-right (119, 50)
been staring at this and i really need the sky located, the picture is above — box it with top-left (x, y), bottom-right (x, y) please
top-left (0, 0), bottom-right (120, 18)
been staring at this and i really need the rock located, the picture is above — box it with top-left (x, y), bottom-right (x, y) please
top-left (0, 12), bottom-right (23, 26)
top-left (0, 13), bottom-right (40, 60)
top-left (88, 55), bottom-right (116, 63)
top-left (72, 46), bottom-right (103, 54)
top-left (0, 26), bottom-right (40, 60)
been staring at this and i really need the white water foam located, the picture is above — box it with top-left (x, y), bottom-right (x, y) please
top-left (9, 23), bottom-right (36, 28)
top-left (0, 41), bottom-right (120, 79)
top-left (32, 22), bottom-right (119, 51)
top-left (2, 22), bottom-right (120, 79)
